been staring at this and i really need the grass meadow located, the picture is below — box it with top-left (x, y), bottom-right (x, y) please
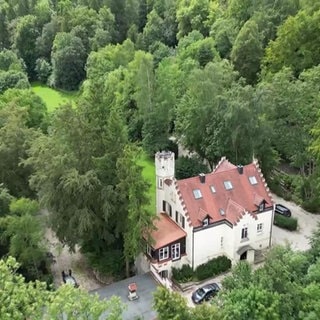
top-left (137, 153), bottom-right (156, 214)
top-left (31, 82), bottom-right (78, 112)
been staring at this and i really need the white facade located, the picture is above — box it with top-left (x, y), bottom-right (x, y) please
top-left (155, 151), bottom-right (175, 213)
top-left (151, 152), bottom-right (274, 276)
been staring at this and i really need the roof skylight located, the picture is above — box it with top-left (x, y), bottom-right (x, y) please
top-left (249, 176), bottom-right (258, 185)
top-left (224, 180), bottom-right (233, 190)
top-left (210, 185), bottom-right (216, 193)
top-left (193, 189), bottom-right (202, 199)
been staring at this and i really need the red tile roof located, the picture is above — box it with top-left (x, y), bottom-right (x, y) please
top-left (150, 213), bottom-right (187, 249)
top-left (176, 158), bottom-right (273, 227)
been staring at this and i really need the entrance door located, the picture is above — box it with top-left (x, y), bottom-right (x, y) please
top-left (240, 251), bottom-right (247, 260)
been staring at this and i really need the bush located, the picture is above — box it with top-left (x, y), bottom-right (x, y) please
top-left (302, 198), bottom-right (320, 213)
top-left (274, 214), bottom-right (298, 231)
top-left (172, 264), bottom-right (193, 283)
top-left (195, 256), bottom-right (232, 281)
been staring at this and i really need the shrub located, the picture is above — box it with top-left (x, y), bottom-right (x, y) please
top-left (195, 256), bottom-right (232, 281)
top-left (172, 264), bottom-right (193, 283)
top-left (274, 214), bottom-right (298, 231)
top-left (302, 198), bottom-right (320, 213)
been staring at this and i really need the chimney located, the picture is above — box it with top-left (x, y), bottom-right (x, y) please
top-left (237, 165), bottom-right (243, 174)
top-left (199, 173), bottom-right (205, 183)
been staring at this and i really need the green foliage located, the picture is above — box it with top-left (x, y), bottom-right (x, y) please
top-left (9, 197), bottom-right (39, 216)
top-left (51, 32), bottom-right (86, 90)
top-left (222, 285), bottom-right (281, 320)
top-left (274, 214), bottom-right (298, 231)
top-left (195, 256), bottom-right (232, 281)
top-left (12, 15), bottom-right (40, 79)
top-left (0, 107), bottom-right (39, 197)
top-left (172, 264), bottom-right (194, 283)
top-left (0, 88), bottom-right (48, 129)
top-left (173, 256), bottom-right (231, 283)
top-left (35, 58), bottom-right (51, 83)
top-left (0, 256), bottom-right (124, 320)
top-left (176, 0), bottom-right (211, 39)
top-left (153, 286), bottom-right (191, 320)
top-left (302, 198), bottom-right (320, 214)
top-left (231, 19), bottom-right (262, 84)
top-left (0, 185), bottom-right (13, 216)
top-left (0, 70), bottom-right (30, 93)
top-left (264, 9), bottom-right (320, 76)
top-left (153, 286), bottom-right (222, 320)
top-left (116, 144), bottom-right (154, 277)
top-left (175, 156), bottom-right (210, 180)
top-left (222, 261), bottom-right (253, 291)
top-left (307, 223), bottom-right (320, 263)
top-left (137, 153), bottom-right (156, 214)
top-left (85, 249), bottom-right (125, 279)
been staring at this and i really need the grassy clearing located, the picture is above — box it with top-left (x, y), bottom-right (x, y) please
top-left (138, 153), bottom-right (156, 214)
top-left (31, 82), bottom-right (78, 112)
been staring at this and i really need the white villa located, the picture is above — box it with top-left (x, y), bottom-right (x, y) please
top-left (142, 151), bottom-right (274, 283)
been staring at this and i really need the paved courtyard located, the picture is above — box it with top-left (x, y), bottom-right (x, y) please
top-left (92, 273), bottom-right (157, 320)
top-left (271, 193), bottom-right (320, 251)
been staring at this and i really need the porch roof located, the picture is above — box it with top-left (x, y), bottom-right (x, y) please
top-left (150, 213), bottom-right (186, 249)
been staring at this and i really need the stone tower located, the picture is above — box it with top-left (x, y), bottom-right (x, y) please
top-left (155, 151), bottom-right (175, 213)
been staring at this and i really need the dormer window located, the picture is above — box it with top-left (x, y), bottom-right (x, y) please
top-left (259, 202), bottom-right (264, 212)
top-left (203, 218), bottom-right (209, 227)
top-left (210, 185), bottom-right (216, 193)
top-left (249, 176), bottom-right (258, 185)
top-left (224, 180), bottom-right (233, 190)
top-left (193, 189), bottom-right (202, 199)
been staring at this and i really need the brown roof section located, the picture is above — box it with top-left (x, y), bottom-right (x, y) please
top-left (176, 158), bottom-right (273, 228)
top-left (150, 213), bottom-right (186, 249)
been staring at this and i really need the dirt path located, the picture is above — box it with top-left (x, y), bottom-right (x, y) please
top-left (45, 228), bottom-right (103, 291)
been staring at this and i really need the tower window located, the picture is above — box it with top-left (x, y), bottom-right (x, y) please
top-left (158, 177), bottom-right (163, 189)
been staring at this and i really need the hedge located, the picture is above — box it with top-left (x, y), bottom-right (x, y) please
top-left (195, 256), bottom-right (232, 281)
top-left (172, 256), bottom-right (232, 283)
top-left (172, 264), bottom-right (193, 283)
top-left (274, 214), bottom-right (298, 231)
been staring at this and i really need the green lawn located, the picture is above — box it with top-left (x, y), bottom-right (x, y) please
top-left (138, 153), bottom-right (156, 214)
top-left (31, 83), bottom-right (78, 112)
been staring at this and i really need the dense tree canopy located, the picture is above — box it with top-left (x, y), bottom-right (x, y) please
top-left (1, 0), bottom-right (320, 296)
top-left (0, 256), bottom-right (124, 319)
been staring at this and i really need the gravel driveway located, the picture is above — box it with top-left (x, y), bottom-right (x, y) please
top-left (271, 193), bottom-right (320, 251)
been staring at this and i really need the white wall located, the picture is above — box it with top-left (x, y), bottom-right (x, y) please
top-left (193, 223), bottom-right (234, 268)
top-left (232, 209), bottom-right (273, 260)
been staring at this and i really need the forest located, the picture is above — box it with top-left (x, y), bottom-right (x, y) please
top-left (1, 0), bottom-right (320, 296)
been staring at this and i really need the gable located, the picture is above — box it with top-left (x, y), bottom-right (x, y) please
top-left (176, 159), bottom-right (273, 228)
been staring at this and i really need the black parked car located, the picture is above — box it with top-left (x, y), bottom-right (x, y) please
top-left (191, 283), bottom-right (220, 304)
top-left (275, 204), bottom-right (291, 217)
